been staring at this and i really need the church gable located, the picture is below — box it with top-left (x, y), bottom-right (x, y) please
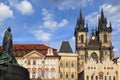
top-left (23, 50), bottom-right (45, 59)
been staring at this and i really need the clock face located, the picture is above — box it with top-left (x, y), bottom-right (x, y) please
top-left (92, 36), bottom-right (95, 40)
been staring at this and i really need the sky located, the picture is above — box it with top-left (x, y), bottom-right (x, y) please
top-left (0, 0), bottom-right (120, 57)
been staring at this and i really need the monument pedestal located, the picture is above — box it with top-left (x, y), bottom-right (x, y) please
top-left (0, 65), bottom-right (29, 80)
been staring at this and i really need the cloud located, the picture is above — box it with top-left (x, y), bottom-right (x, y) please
top-left (42, 8), bottom-right (68, 31)
top-left (9, 0), bottom-right (34, 15)
top-left (31, 8), bottom-right (68, 41)
top-left (31, 29), bottom-right (51, 41)
top-left (85, 3), bottom-right (120, 29)
top-left (85, 12), bottom-right (99, 27)
top-left (85, 3), bottom-right (120, 57)
top-left (17, 0), bottom-right (34, 15)
top-left (0, 3), bottom-right (13, 24)
top-left (50, 0), bottom-right (93, 10)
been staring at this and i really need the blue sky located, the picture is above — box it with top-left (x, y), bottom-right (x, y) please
top-left (0, 0), bottom-right (120, 57)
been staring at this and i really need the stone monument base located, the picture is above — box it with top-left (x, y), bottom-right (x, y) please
top-left (0, 65), bottom-right (29, 80)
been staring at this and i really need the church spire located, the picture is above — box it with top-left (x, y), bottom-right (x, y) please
top-left (101, 8), bottom-right (104, 20)
top-left (74, 9), bottom-right (88, 36)
top-left (76, 9), bottom-right (85, 29)
top-left (98, 8), bottom-right (107, 31)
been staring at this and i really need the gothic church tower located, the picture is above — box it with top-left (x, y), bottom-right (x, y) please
top-left (75, 9), bottom-right (114, 74)
top-left (74, 10), bottom-right (88, 73)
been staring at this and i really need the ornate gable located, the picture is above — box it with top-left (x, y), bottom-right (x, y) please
top-left (23, 50), bottom-right (45, 59)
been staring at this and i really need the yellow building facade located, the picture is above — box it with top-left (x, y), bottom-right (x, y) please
top-left (58, 41), bottom-right (78, 80)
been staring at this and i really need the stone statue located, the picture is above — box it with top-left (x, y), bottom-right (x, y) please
top-left (0, 27), bottom-right (29, 80)
top-left (0, 27), bottom-right (18, 69)
top-left (2, 27), bottom-right (13, 58)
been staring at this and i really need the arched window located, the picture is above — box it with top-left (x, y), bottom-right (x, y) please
top-left (66, 72), bottom-right (68, 78)
top-left (28, 60), bottom-right (31, 65)
top-left (33, 60), bottom-right (36, 65)
top-left (104, 34), bottom-right (107, 43)
top-left (71, 61), bottom-right (74, 67)
top-left (91, 52), bottom-right (98, 62)
top-left (71, 72), bottom-right (74, 78)
top-left (66, 61), bottom-right (68, 67)
top-left (81, 35), bottom-right (84, 43)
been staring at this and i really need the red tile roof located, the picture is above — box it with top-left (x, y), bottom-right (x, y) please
top-left (0, 44), bottom-right (58, 57)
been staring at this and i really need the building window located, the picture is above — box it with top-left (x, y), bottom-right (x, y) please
top-left (19, 60), bottom-right (23, 65)
top-left (96, 76), bottom-right (98, 80)
top-left (32, 72), bottom-right (36, 78)
top-left (94, 67), bottom-right (96, 69)
top-left (66, 61), bottom-right (68, 67)
top-left (71, 72), bottom-right (74, 78)
top-left (87, 76), bottom-right (89, 80)
top-left (28, 60), bottom-right (31, 65)
top-left (91, 52), bottom-right (98, 62)
top-left (51, 60), bottom-right (55, 65)
top-left (91, 67), bottom-right (93, 69)
top-left (38, 72), bottom-right (41, 78)
top-left (71, 61), bottom-right (74, 67)
top-left (45, 60), bottom-right (48, 65)
top-left (38, 60), bottom-right (41, 65)
top-left (104, 67), bottom-right (106, 69)
top-left (81, 55), bottom-right (84, 59)
top-left (45, 72), bottom-right (48, 78)
top-left (91, 76), bottom-right (93, 80)
top-left (109, 76), bottom-right (111, 80)
top-left (113, 76), bottom-right (116, 80)
top-left (81, 35), bottom-right (84, 43)
top-left (51, 72), bottom-right (55, 78)
top-left (33, 60), bottom-right (36, 65)
top-left (66, 72), bottom-right (68, 78)
top-left (104, 34), bottom-right (107, 43)
top-left (105, 76), bottom-right (107, 80)
top-left (60, 72), bottom-right (62, 78)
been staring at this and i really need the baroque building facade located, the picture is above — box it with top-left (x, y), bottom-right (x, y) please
top-left (74, 9), bottom-right (117, 80)
top-left (58, 41), bottom-right (78, 80)
top-left (13, 44), bottom-right (60, 80)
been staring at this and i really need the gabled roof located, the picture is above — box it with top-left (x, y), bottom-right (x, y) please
top-left (59, 41), bottom-right (73, 53)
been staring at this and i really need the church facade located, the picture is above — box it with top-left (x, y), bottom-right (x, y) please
top-left (74, 9), bottom-right (118, 80)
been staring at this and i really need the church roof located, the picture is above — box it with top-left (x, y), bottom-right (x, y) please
top-left (87, 32), bottom-right (100, 49)
top-left (0, 44), bottom-right (58, 57)
top-left (59, 41), bottom-right (73, 53)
